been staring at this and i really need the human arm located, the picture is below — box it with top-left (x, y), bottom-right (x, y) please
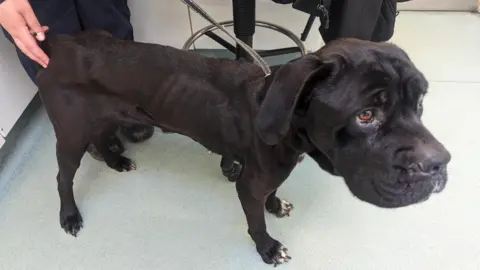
top-left (0, 0), bottom-right (49, 67)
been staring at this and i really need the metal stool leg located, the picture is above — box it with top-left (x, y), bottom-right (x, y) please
top-left (218, 0), bottom-right (255, 183)
top-left (232, 0), bottom-right (255, 59)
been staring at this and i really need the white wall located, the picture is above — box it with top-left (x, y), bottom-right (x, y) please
top-left (399, 0), bottom-right (477, 11)
top-left (0, 35), bottom-right (37, 138)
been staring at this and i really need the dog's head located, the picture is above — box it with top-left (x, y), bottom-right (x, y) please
top-left (254, 38), bottom-right (451, 208)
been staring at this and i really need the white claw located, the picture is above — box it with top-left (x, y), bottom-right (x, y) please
top-left (273, 245), bottom-right (291, 267)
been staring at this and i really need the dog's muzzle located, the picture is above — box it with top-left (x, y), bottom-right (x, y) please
top-left (335, 141), bottom-right (451, 208)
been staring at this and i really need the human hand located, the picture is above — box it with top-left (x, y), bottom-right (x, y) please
top-left (0, 0), bottom-right (49, 67)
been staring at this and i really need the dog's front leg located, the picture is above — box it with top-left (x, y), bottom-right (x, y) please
top-left (236, 170), bottom-right (291, 266)
top-left (56, 139), bottom-right (88, 237)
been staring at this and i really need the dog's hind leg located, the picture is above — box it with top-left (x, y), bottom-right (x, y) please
top-left (56, 135), bottom-right (89, 237)
top-left (40, 87), bottom-right (96, 237)
top-left (265, 190), bottom-right (294, 218)
top-left (91, 125), bottom-right (136, 172)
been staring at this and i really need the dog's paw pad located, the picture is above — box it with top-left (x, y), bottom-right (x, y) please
top-left (260, 241), bottom-right (291, 266)
top-left (276, 199), bottom-right (294, 218)
top-left (60, 211), bottom-right (83, 237)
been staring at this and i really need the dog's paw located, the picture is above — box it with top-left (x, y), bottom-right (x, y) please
top-left (276, 199), bottom-right (294, 218)
top-left (60, 210), bottom-right (83, 237)
top-left (112, 156), bottom-right (136, 172)
top-left (258, 240), bottom-right (291, 266)
top-left (266, 198), bottom-right (294, 218)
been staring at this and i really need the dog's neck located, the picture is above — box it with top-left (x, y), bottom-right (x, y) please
top-left (254, 65), bottom-right (284, 113)
top-left (256, 65), bottom-right (316, 154)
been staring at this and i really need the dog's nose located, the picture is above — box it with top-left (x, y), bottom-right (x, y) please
top-left (408, 144), bottom-right (451, 175)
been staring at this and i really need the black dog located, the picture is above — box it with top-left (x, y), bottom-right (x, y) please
top-left (36, 30), bottom-right (451, 266)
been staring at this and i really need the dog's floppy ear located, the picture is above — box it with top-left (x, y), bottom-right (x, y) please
top-left (254, 54), bottom-right (333, 145)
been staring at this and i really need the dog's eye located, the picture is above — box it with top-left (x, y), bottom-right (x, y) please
top-left (357, 110), bottom-right (375, 122)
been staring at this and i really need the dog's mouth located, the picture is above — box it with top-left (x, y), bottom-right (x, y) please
top-left (432, 174), bottom-right (447, 193)
top-left (370, 168), bottom-right (448, 207)
top-left (396, 166), bottom-right (448, 193)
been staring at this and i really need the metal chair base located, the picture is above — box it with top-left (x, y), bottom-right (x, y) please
top-left (183, 20), bottom-right (308, 57)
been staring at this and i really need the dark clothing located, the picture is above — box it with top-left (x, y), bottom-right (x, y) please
top-left (2, 0), bottom-right (133, 83)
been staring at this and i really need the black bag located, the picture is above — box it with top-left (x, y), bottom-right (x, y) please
top-left (273, 0), bottom-right (411, 43)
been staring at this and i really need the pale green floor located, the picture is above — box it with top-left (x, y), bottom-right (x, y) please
top-left (0, 7), bottom-right (480, 270)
